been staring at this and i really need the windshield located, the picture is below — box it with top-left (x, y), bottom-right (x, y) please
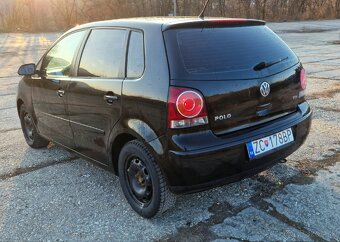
top-left (163, 26), bottom-right (299, 80)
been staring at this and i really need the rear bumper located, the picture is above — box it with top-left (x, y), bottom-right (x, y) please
top-left (163, 102), bottom-right (312, 194)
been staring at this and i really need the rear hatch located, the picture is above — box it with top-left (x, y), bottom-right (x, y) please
top-left (163, 19), bottom-right (303, 135)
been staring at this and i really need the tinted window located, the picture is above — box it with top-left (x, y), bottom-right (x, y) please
top-left (164, 26), bottom-right (299, 80)
top-left (42, 31), bottom-right (85, 77)
top-left (78, 29), bottom-right (127, 78)
top-left (127, 31), bottom-right (144, 78)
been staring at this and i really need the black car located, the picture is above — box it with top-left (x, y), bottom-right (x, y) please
top-left (17, 17), bottom-right (311, 218)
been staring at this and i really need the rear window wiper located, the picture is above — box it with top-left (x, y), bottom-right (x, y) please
top-left (253, 57), bottom-right (288, 71)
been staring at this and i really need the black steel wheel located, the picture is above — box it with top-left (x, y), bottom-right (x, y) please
top-left (19, 104), bottom-right (49, 148)
top-left (118, 140), bottom-right (176, 218)
top-left (125, 157), bottom-right (153, 206)
top-left (23, 112), bottom-right (34, 143)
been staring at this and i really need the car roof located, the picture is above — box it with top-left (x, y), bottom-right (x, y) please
top-left (68, 17), bottom-right (265, 33)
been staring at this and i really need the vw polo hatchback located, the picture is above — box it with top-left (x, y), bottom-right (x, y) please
top-left (17, 17), bottom-right (311, 218)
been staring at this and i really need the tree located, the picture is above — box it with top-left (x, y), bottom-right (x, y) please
top-left (51, 0), bottom-right (77, 30)
top-left (1, 0), bottom-right (340, 32)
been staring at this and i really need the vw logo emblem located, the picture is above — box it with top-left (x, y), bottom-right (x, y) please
top-left (260, 82), bottom-right (270, 97)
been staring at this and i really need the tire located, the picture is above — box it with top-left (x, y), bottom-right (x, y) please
top-left (19, 104), bottom-right (49, 148)
top-left (118, 140), bottom-right (176, 218)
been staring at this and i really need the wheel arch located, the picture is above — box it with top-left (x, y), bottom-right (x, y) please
top-left (17, 76), bottom-right (36, 123)
top-left (108, 119), bottom-right (166, 176)
top-left (17, 98), bottom-right (24, 115)
top-left (111, 132), bottom-right (136, 175)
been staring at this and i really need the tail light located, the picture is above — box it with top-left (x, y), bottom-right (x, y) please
top-left (300, 68), bottom-right (307, 90)
top-left (168, 86), bottom-right (208, 129)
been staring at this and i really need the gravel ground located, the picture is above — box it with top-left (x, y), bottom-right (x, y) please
top-left (0, 20), bottom-right (339, 241)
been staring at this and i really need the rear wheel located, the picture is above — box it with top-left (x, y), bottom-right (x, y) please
top-left (118, 140), bottom-right (176, 218)
top-left (19, 104), bottom-right (49, 148)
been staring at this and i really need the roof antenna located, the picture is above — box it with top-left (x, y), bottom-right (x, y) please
top-left (199, 0), bottom-right (211, 20)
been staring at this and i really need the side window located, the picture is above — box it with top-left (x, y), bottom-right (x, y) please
top-left (42, 31), bottom-right (85, 77)
top-left (127, 31), bottom-right (145, 78)
top-left (78, 29), bottom-right (127, 78)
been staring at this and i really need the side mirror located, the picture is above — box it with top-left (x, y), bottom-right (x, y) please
top-left (18, 63), bottom-right (36, 76)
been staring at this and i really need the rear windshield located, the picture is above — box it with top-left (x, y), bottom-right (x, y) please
top-left (163, 26), bottom-right (299, 81)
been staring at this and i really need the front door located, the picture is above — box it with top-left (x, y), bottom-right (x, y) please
top-left (67, 28), bottom-right (128, 164)
top-left (32, 30), bottom-right (86, 148)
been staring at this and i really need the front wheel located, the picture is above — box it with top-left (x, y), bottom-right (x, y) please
top-left (19, 104), bottom-right (49, 148)
top-left (118, 140), bottom-right (176, 218)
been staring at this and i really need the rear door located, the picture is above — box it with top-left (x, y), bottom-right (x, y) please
top-left (164, 24), bottom-right (303, 135)
top-left (67, 28), bottom-right (128, 164)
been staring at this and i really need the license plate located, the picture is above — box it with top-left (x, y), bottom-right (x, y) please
top-left (246, 128), bottom-right (294, 159)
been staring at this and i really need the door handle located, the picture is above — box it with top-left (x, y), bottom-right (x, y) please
top-left (57, 89), bottom-right (65, 97)
top-left (104, 95), bottom-right (118, 104)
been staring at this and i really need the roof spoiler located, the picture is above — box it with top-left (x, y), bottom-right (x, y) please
top-left (162, 19), bottom-right (266, 31)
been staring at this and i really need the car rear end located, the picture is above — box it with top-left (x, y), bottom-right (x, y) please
top-left (161, 19), bottom-right (312, 193)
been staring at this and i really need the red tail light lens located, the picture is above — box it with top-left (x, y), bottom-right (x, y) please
top-left (177, 91), bottom-right (203, 118)
top-left (168, 87), bottom-right (208, 129)
top-left (300, 68), bottom-right (307, 90)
